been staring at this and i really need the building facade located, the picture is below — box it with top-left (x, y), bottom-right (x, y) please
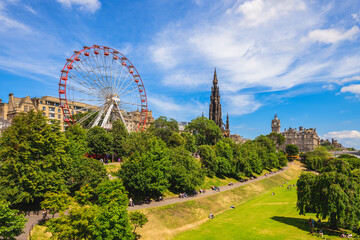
top-left (0, 93), bottom-right (154, 132)
top-left (209, 69), bottom-right (230, 137)
top-left (271, 114), bottom-right (320, 152)
top-left (0, 117), bottom-right (11, 134)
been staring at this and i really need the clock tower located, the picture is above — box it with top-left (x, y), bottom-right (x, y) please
top-left (271, 114), bottom-right (281, 133)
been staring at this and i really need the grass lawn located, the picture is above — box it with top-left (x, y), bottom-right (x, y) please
top-left (173, 179), bottom-right (346, 240)
top-left (30, 225), bottom-right (52, 240)
top-left (103, 163), bottom-right (121, 174)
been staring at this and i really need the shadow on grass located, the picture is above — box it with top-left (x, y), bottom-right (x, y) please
top-left (271, 216), bottom-right (345, 238)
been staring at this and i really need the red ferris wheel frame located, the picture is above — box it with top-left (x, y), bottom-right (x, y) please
top-left (58, 45), bottom-right (148, 131)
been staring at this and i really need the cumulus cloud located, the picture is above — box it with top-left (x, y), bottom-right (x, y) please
top-left (306, 26), bottom-right (360, 44)
top-left (340, 84), bottom-right (360, 95)
top-left (56, 0), bottom-right (101, 13)
top-left (324, 130), bottom-right (360, 139)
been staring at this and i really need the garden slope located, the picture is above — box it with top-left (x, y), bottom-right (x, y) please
top-left (136, 162), bottom-right (304, 240)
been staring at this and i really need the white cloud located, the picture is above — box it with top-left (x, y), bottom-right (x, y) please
top-left (149, 45), bottom-right (179, 69)
top-left (223, 94), bottom-right (262, 115)
top-left (56, 0), bottom-right (101, 13)
top-left (306, 26), bottom-right (360, 44)
top-left (352, 13), bottom-right (360, 23)
top-left (231, 0), bottom-right (306, 27)
top-left (340, 84), bottom-right (360, 95)
top-left (332, 75), bottom-right (360, 85)
top-left (162, 72), bottom-right (208, 88)
top-left (324, 130), bottom-right (360, 139)
top-left (322, 84), bottom-right (335, 90)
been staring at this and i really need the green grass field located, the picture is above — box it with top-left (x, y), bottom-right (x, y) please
top-left (173, 179), bottom-right (345, 240)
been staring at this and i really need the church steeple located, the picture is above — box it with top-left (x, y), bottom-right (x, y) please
top-left (213, 68), bottom-right (218, 85)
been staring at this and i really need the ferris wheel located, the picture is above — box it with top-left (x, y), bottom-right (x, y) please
top-left (58, 45), bottom-right (148, 132)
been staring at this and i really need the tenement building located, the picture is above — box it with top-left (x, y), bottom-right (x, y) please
top-left (0, 93), bottom-right (154, 132)
top-left (271, 114), bottom-right (320, 152)
top-left (209, 69), bottom-right (230, 137)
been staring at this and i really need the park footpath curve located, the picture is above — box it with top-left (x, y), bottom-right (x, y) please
top-left (18, 163), bottom-right (290, 239)
top-left (130, 163), bottom-right (290, 210)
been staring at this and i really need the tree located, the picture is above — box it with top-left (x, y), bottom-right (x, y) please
top-left (185, 116), bottom-right (222, 146)
top-left (267, 132), bottom-right (285, 149)
top-left (168, 132), bottom-right (185, 148)
top-left (181, 132), bottom-right (197, 153)
top-left (0, 200), bottom-right (27, 240)
top-left (109, 120), bottom-right (128, 157)
top-left (129, 211), bottom-right (148, 239)
top-left (168, 148), bottom-right (204, 193)
top-left (285, 144), bottom-right (299, 157)
top-left (0, 110), bottom-right (70, 208)
top-left (64, 124), bottom-right (88, 158)
top-left (119, 137), bottom-right (171, 200)
top-left (41, 192), bottom-right (72, 218)
top-left (86, 126), bottom-right (113, 156)
top-left (74, 184), bottom-right (96, 206)
top-left (198, 145), bottom-right (218, 176)
top-left (148, 116), bottom-right (178, 144)
top-left (96, 179), bottom-right (128, 206)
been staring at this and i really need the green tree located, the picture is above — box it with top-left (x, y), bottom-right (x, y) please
top-left (148, 116), bottom-right (179, 144)
top-left (0, 110), bottom-right (69, 207)
top-left (86, 126), bottom-right (113, 156)
top-left (65, 124), bottom-right (88, 158)
top-left (119, 137), bottom-right (171, 200)
top-left (46, 204), bottom-right (99, 240)
top-left (185, 117), bottom-right (222, 146)
top-left (74, 184), bottom-right (96, 206)
top-left (129, 211), bottom-right (148, 239)
top-left (267, 132), bottom-right (285, 149)
top-left (0, 200), bottom-right (27, 240)
top-left (96, 179), bottom-right (128, 206)
top-left (181, 132), bottom-right (197, 153)
top-left (168, 132), bottom-right (185, 148)
top-left (109, 120), bottom-right (128, 157)
top-left (198, 145), bottom-right (218, 176)
top-left (41, 192), bottom-right (72, 218)
top-left (285, 144), bottom-right (299, 157)
top-left (168, 148), bottom-right (205, 193)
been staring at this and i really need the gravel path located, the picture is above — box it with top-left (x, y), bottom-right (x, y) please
top-left (17, 164), bottom-right (290, 239)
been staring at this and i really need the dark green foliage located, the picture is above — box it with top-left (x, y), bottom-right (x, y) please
top-left (86, 126), bottom-right (113, 155)
top-left (267, 132), bottom-right (285, 149)
top-left (119, 137), bottom-right (171, 200)
top-left (285, 144), bottom-right (299, 156)
top-left (0, 111), bottom-right (69, 206)
top-left (301, 147), bottom-right (331, 171)
top-left (185, 117), bottom-right (222, 146)
top-left (65, 124), bottom-right (88, 158)
top-left (148, 116), bottom-right (179, 144)
top-left (168, 148), bottom-right (205, 193)
top-left (0, 200), bottom-right (27, 240)
top-left (297, 170), bottom-right (360, 229)
top-left (198, 145), bottom-right (218, 176)
top-left (109, 120), bottom-right (128, 157)
top-left (181, 132), bottom-right (197, 153)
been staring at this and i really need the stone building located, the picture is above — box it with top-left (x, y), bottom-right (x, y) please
top-left (271, 114), bottom-right (320, 152)
top-left (0, 117), bottom-right (11, 134)
top-left (0, 93), bottom-right (154, 132)
top-left (209, 69), bottom-right (230, 137)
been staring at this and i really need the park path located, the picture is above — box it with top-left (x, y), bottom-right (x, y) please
top-left (130, 164), bottom-right (290, 210)
top-left (18, 163), bottom-right (290, 239)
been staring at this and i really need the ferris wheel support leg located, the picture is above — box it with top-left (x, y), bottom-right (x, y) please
top-left (92, 106), bottom-right (106, 128)
top-left (101, 103), bottom-right (114, 128)
top-left (116, 104), bottom-right (130, 133)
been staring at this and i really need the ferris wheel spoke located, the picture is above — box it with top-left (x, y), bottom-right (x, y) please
top-left (67, 72), bottom-right (105, 98)
top-left (74, 57), bottom-right (108, 94)
top-left (118, 86), bottom-right (138, 98)
top-left (117, 78), bottom-right (136, 97)
top-left (66, 83), bottom-right (104, 101)
top-left (115, 68), bottom-right (131, 96)
top-left (80, 54), bottom-right (108, 92)
top-left (89, 50), bottom-right (109, 93)
top-left (77, 107), bottom-right (103, 124)
top-left (120, 100), bottom-right (141, 107)
top-left (114, 104), bottom-right (130, 133)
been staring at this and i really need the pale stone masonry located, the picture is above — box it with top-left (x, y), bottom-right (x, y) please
top-left (271, 114), bottom-right (320, 152)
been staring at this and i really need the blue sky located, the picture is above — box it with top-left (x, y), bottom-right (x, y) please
top-left (0, 0), bottom-right (360, 148)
